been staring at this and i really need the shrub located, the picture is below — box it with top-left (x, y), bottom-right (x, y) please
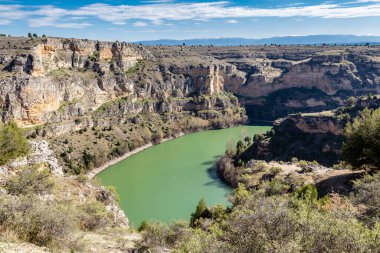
top-left (263, 179), bottom-right (290, 196)
top-left (18, 200), bottom-right (76, 248)
top-left (269, 166), bottom-right (283, 176)
top-left (296, 184), bottom-right (319, 205)
top-left (6, 167), bottom-right (54, 195)
top-left (235, 140), bottom-right (245, 157)
top-left (0, 194), bottom-right (77, 248)
top-left (152, 129), bottom-right (164, 144)
top-left (298, 160), bottom-right (313, 173)
top-left (190, 199), bottom-right (211, 228)
top-left (352, 172), bottom-right (380, 226)
top-left (342, 108), bottom-right (380, 169)
top-left (0, 122), bottom-right (29, 165)
top-left (79, 200), bottom-right (111, 231)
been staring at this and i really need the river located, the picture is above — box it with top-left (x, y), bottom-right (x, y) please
top-left (96, 125), bottom-right (271, 228)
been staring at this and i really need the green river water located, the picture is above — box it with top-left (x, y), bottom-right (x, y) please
top-left (97, 125), bottom-right (271, 228)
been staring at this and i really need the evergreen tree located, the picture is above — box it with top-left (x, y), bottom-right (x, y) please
top-left (0, 122), bottom-right (29, 165)
top-left (190, 198), bottom-right (210, 227)
top-left (342, 108), bottom-right (380, 169)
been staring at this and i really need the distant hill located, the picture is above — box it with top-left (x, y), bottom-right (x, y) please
top-left (136, 35), bottom-right (380, 46)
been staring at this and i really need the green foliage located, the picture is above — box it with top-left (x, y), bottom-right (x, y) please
top-left (152, 129), bottom-right (164, 144)
top-left (125, 60), bottom-right (145, 76)
top-left (82, 149), bottom-right (95, 172)
top-left (298, 160), bottom-right (313, 173)
top-left (235, 140), bottom-right (245, 157)
top-left (263, 178), bottom-right (290, 196)
top-left (352, 172), bottom-right (380, 226)
top-left (79, 200), bottom-right (111, 231)
top-left (295, 184), bottom-right (319, 205)
top-left (190, 198), bottom-right (210, 228)
top-left (6, 167), bottom-right (54, 195)
top-left (342, 108), bottom-right (380, 169)
top-left (88, 51), bottom-right (100, 61)
top-left (243, 136), bottom-right (252, 147)
top-left (0, 122), bottom-right (29, 165)
top-left (269, 166), bottom-right (283, 176)
top-left (139, 172), bottom-right (380, 253)
top-left (0, 194), bottom-right (77, 248)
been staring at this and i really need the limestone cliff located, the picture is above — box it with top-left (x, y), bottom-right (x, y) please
top-left (1, 38), bottom-right (380, 126)
top-left (150, 45), bottom-right (380, 120)
top-left (240, 97), bottom-right (380, 166)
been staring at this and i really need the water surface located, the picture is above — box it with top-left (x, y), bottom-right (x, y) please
top-left (97, 125), bottom-right (271, 227)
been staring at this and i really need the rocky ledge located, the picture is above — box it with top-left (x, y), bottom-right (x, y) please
top-left (239, 97), bottom-right (380, 166)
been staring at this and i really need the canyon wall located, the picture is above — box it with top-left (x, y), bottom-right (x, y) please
top-left (1, 38), bottom-right (380, 127)
top-left (240, 97), bottom-right (380, 166)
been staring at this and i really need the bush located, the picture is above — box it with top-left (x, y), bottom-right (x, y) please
top-left (0, 122), bottom-right (29, 165)
top-left (6, 167), bottom-right (54, 195)
top-left (298, 160), bottom-right (313, 173)
top-left (352, 172), bottom-right (380, 226)
top-left (269, 166), bottom-right (283, 176)
top-left (18, 200), bottom-right (76, 248)
top-left (0, 194), bottom-right (77, 248)
top-left (342, 108), bottom-right (380, 169)
top-left (190, 198), bottom-right (211, 228)
top-left (79, 200), bottom-right (111, 231)
top-left (152, 129), bottom-right (164, 144)
top-left (263, 179), bottom-right (290, 196)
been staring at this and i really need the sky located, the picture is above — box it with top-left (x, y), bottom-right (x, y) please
top-left (0, 0), bottom-right (379, 41)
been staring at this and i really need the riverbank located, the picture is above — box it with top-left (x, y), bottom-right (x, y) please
top-left (88, 133), bottom-right (184, 179)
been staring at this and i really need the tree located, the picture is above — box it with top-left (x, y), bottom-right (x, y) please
top-left (0, 122), bottom-right (29, 165)
top-left (244, 136), bottom-right (252, 147)
top-left (342, 108), bottom-right (380, 169)
top-left (27, 32), bottom-right (32, 38)
top-left (235, 140), bottom-right (245, 157)
top-left (32, 33), bottom-right (38, 38)
top-left (152, 129), bottom-right (163, 144)
top-left (190, 198), bottom-right (210, 227)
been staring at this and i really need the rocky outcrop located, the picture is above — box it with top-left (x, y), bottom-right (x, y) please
top-left (1, 38), bottom-right (380, 125)
top-left (240, 97), bottom-right (380, 166)
top-left (240, 112), bottom-right (346, 166)
top-left (0, 37), bottom-right (154, 126)
top-left (0, 37), bottom-right (248, 127)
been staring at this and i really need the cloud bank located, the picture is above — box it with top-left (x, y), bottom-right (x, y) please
top-left (0, 1), bottom-right (379, 28)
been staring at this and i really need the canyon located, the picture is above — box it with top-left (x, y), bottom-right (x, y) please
top-left (1, 37), bottom-right (380, 128)
top-left (0, 36), bottom-right (380, 252)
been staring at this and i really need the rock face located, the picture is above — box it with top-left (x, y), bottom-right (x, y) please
top-left (151, 45), bottom-right (380, 120)
top-left (1, 38), bottom-right (380, 126)
top-left (241, 113), bottom-right (346, 166)
top-left (241, 97), bottom-right (380, 166)
top-left (0, 37), bottom-right (155, 126)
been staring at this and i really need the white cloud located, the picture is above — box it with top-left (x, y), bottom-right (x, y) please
top-left (54, 22), bottom-right (92, 29)
top-left (226, 19), bottom-right (238, 23)
top-left (133, 21), bottom-right (149, 27)
top-left (1, 1), bottom-right (380, 28)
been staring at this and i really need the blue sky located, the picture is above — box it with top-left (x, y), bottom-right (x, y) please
top-left (0, 0), bottom-right (379, 41)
